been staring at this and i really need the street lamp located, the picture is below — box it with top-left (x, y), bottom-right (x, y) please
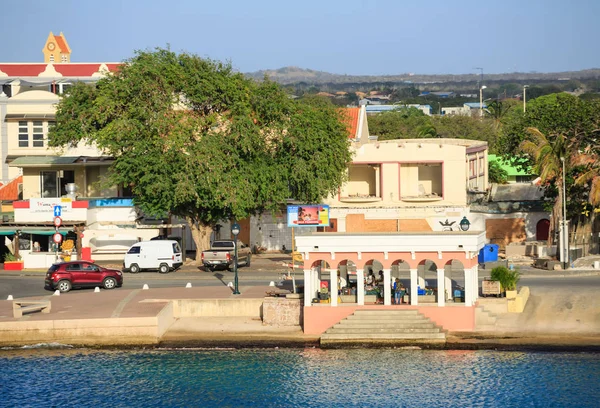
top-left (560, 158), bottom-right (569, 269)
top-left (459, 217), bottom-right (471, 231)
top-left (231, 222), bottom-right (241, 294)
top-left (479, 86), bottom-right (487, 117)
top-left (523, 85), bottom-right (529, 112)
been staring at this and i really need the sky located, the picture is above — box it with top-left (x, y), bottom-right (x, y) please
top-left (3, 0), bottom-right (599, 76)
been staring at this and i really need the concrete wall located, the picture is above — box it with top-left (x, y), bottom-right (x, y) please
top-left (0, 316), bottom-right (167, 346)
top-left (172, 299), bottom-right (264, 318)
top-left (263, 297), bottom-right (303, 326)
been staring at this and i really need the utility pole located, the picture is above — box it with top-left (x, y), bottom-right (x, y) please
top-left (474, 67), bottom-right (483, 89)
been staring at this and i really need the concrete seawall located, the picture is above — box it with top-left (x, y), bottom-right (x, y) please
top-left (0, 284), bottom-right (598, 349)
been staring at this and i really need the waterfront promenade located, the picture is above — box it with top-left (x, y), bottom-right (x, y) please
top-left (1, 253), bottom-right (599, 350)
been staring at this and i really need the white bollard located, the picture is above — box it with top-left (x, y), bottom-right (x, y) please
top-left (269, 281), bottom-right (275, 286)
top-left (53, 290), bottom-right (60, 296)
top-left (142, 284), bottom-right (149, 290)
top-left (7, 295), bottom-right (13, 301)
top-left (227, 282), bottom-right (234, 288)
top-left (185, 282), bottom-right (192, 288)
top-left (94, 287), bottom-right (100, 293)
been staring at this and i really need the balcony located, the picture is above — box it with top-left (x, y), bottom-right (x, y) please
top-left (341, 164), bottom-right (381, 202)
top-left (340, 194), bottom-right (382, 203)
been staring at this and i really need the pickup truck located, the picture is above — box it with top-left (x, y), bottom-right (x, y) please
top-left (201, 240), bottom-right (252, 271)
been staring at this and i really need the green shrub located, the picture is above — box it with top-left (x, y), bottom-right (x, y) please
top-left (490, 266), bottom-right (521, 291)
top-left (3, 252), bottom-right (18, 262)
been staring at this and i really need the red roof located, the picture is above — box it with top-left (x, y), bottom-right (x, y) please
top-left (0, 63), bottom-right (122, 78)
top-left (104, 63), bottom-right (121, 72)
top-left (342, 107), bottom-right (360, 139)
top-left (54, 35), bottom-right (69, 53)
top-left (0, 64), bottom-right (47, 76)
top-left (54, 64), bottom-right (102, 76)
top-left (0, 176), bottom-right (22, 201)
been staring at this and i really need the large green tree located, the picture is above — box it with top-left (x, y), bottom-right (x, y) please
top-left (49, 49), bottom-right (352, 252)
top-left (367, 107), bottom-right (433, 140)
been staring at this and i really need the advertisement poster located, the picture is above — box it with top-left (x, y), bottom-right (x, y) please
top-left (287, 205), bottom-right (330, 227)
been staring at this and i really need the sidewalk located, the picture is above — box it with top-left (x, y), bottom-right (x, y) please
top-left (1, 252), bottom-right (295, 276)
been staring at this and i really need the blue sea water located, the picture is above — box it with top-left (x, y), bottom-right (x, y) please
top-left (0, 346), bottom-right (598, 408)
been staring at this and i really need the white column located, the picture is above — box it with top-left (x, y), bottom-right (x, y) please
top-left (304, 269), bottom-right (312, 307)
top-left (357, 268), bottom-right (365, 305)
top-left (312, 268), bottom-right (320, 304)
top-left (410, 268), bottom-right (418, 305)
top-left (437, 269), bottom-right (445, 307)
top-left (417, 273), bottom-right (426, 289)
top-left (383, 268), bottom-right (391, 306)
top-left (464, 267), bottom-right (472, 307)
top-left (445, 276), bottom-right (453, 301)
top-left (330, 269), bottom-right (338, 307)
top-left (466, 266), bottom-right (480, 307)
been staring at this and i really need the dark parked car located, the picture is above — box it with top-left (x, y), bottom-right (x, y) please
top-left (45, 261), bottom-right (123, 293)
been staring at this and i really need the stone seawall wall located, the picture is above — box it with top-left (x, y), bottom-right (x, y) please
top-left (263, 297), bottom-right (302, 326)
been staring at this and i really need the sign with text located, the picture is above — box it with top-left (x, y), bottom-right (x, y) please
top-left (287, 205), bottom-right (329, 227)
top-left (30, 198), bottom-right (72, 214)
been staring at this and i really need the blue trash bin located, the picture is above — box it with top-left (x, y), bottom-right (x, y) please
top-left (478, 244), bottom-right (499, 264)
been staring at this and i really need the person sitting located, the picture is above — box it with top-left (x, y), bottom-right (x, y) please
top-left (365, 269), bottom-right (375, 290)
top-left (376, 270), bottom-right (385, 302)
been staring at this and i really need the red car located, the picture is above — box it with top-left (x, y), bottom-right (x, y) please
top-left (45, 261), bottom-right (123, 293)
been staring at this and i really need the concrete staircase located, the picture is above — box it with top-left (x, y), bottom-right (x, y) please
top-left (320, 309), bottom-right (446, 347)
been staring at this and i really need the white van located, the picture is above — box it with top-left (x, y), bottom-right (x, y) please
top-left (123, 240), bottom-right (183, 273)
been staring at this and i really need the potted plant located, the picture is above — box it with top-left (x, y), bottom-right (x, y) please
top-left (490, 266), bottom-right (521, 298)
top-left (3, 252), bottom-right (24, 271)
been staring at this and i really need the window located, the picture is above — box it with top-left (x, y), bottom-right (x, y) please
top-left (49, 54), bottom-right (55, 62)
top-left (33, 121), bottom-right (43, 147)
top-left (18, 121), bottom-right (28, 147)
top-left (16, 121), bottom-right (53, 148)
top-left (41, 171), bottom-right (58, 198)
top-left (127, 246), bottom-right (141, 254)
top-left (469, 159), bottom-right (477, 178)
top-left (61, 54), bottom-right (67, 63)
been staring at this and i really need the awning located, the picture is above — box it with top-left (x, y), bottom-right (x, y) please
top-left (21, 229), bottom-right (67, 236)
top-left (8, 156), bottom-right (79, 167)
top-left (0, 230), bottom-right (16, 235)
top-left (4, 113), bottom-right (56, 121)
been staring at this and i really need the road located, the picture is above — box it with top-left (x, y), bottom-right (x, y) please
top-left (1, 268), bottom-right (599, 299)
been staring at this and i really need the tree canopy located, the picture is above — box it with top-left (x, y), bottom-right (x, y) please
top-left (50, 48), bottom-right (352, 251)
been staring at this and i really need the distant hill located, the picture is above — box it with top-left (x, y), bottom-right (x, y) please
top-left (246, 66), bottom-right (600, 86)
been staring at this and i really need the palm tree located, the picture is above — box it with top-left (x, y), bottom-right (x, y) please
top-left (519, 127), bottom-right (568, 244)
top-left (572, 142), bottom-right (600, 207)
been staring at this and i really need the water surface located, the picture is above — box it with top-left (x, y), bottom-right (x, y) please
top-left (1, 347), bottom-right (598, 407)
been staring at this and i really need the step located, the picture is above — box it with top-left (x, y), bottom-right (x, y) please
top-left (345, 314), bottom-right (426, 321)
top-left (327, 328), bottom-right (441, 334)
top-left (334, 322), bottom-right (436, 329)
top-left (353, 310), bottom-right (419, 316)
top-left (321, 332), bottom-right (446, 340)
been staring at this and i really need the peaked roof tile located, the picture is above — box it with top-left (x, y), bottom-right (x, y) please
top-left (342, 107), bottom-right (360, 139)
top-left (0, 176), bottom-right (22, 201)
top-left (54, 35), bottom-right (69, 53)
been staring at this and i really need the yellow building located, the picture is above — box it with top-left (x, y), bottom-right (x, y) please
top-left (42, 32), bottom-right (71, 64)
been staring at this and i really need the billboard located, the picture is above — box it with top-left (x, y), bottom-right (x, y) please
top-left (287, 205), bottom-right (330, 227)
